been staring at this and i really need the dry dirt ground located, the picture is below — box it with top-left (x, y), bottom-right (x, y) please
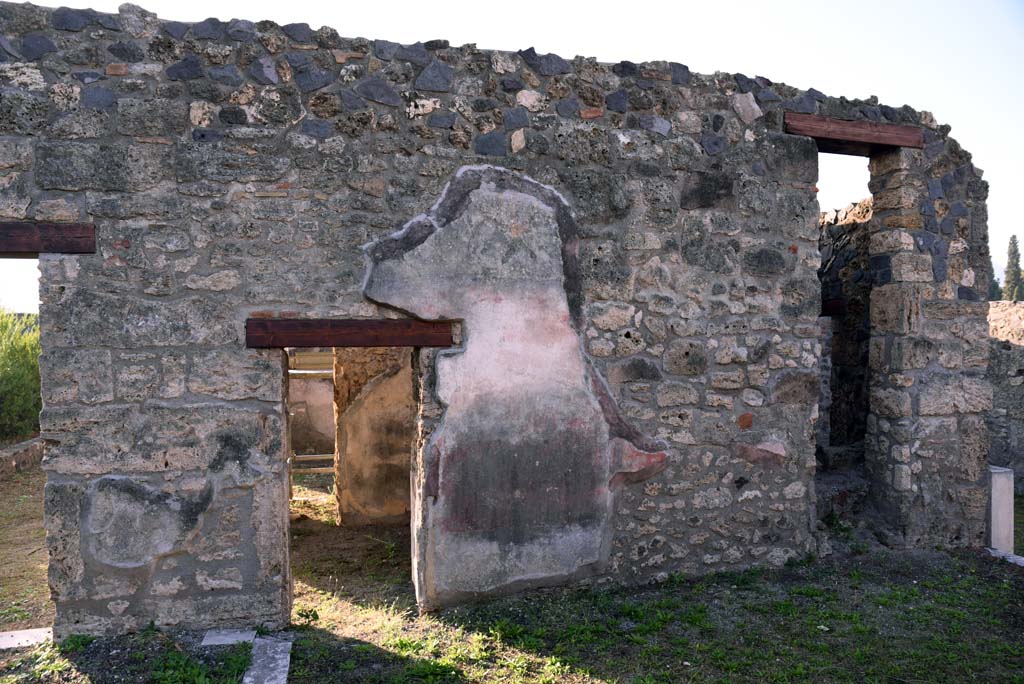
top-left (3, 473), bottom-right (1024, 683)
top-left (0, 466), bottom-right (51, 631)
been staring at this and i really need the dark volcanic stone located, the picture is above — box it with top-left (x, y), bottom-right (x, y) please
top-left (0, 36), bottom-right (20, 59)
top-left (427, 110), bottom-right (456, 128)
top-left (636, 114), bottom-right (670, 136)
top-left (424, 39), bottom-right (449, 50)
top-left (605, 89), bottom-right (629, 113)
top-left (191, 18), bottom-right (225, 40)
top-left (755, 88), bottom-right (782, 104)
top-left (167, 54), bottom-right (204, 81)
top-left (556, 97), bottom-right (579, 118)
top-left (518, 47), bottom-right (570, 76)
top-left (700, 133), bottom-right (726, 156)
top-left (226, 19), bottom-right (256, 42)
top-left (52, 7), bottom-right (93, 31)
top-left (680, 171), bottom-right (734, 209)
top-left (81, 86), bottom-right (117, 109)
top-left (501, 77), bottom-right (523, 92)
top-left (248, 56), bottom-right (278, 84)
top-left (354, 77), bottom-right (402, 107)
top-left (162, 21), bottom-right (189, 40)
top-left (208, 64), bottom-right (244, 86)
top-left (613, 60), bottom-right (638, 77)
top-left (415, 60), bottom-right (453, 92)
top-left (374, 40), bottom-right (399, 60)
top-left (293, 63), bottom-right (335, 93)
top-left (784, 92), bottom-right (817, 114)
top-left (95, 13), bottom-right (120, 31)
top-left (743, 248), bottom-right (787, 275)
top-left (21, 34), bottom-right (57, 61)
top-left (192, 127), bottom-right (222, 142)
top-left (282, 23), bottom-right (313, 43)
top-left (670, 62), bottom-right (692, 86)
top-left (285, 52), bottom-right (311, 67)
top-left (108, 40), bottom-right (144, 62)
top-left (219, 105), bottom-right (248, 124)
top-left (339, 89), bottom-right (367, 111)
top-left (474, 130), bottom-right (506, 156)
top-left (471, 97), bottom-right (500, 112)
top-left (734, 73), bottom-right (757, 93)
top-left (503, 106), bottom-right (529, 130)
top-left (957, 286), bottom-right (980, 301)
top-left (301, 118), bottom-right (334, 139)
top-left (396, 43), bottom-right (431, 66)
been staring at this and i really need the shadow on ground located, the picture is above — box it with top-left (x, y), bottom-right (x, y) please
top-left (287, 477), bottom-right (1024, 683)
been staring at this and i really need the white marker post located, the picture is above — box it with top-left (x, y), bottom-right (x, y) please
top-left (989, 466), bottom-right (1014, 554)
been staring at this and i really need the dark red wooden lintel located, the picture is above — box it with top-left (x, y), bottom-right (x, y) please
top-left (784, 112), bottom-right (924, 157)
top-left (245, 317), bottom-right (454, 348)
top-left (0, 222), bottom-right (96, 258)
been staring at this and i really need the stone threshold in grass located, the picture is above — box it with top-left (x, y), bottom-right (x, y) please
top-left (0, 628), bottom-right (51, 650)
top-left (198, 628), bottom-right (292, 684)
top-left (988, 547), bottom-right (1024, 568)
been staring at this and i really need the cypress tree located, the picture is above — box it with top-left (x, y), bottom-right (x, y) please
top-left (1007, 236), bottom-right (1022, 302)
top-left (989, 277), bottom-right (1003, 301)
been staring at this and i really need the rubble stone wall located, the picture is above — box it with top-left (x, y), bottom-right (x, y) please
top-left (988, 302), bottom-right (1024, 492)
top-left (862, 146), bottom-right (991, 547)
top-left (0, 0), bottom-right (991, 634)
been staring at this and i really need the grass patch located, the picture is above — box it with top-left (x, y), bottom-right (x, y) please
top-left (0, 466), bottom-right (50, 631)
top-left (1015, 495), bottom-right (1024, 554)
top-left (285, 479), bottom-right (1024, 683)
top-left (0, 632), bottom-right (251, 684)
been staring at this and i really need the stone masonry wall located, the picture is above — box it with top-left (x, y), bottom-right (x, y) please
top-left (988, 302), bottom-right (1024, 492)
top-left (0, 0), bottom-right (991, 633)
top-left (863, 145), bottom-right (991, 547)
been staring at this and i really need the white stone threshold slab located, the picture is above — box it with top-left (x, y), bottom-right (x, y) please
top-left (0, 628), bottom-right (52, 650)
top-left (199, 629), bottom-right (291, 684)
top-left (988, 547), bottom-right (1024, 568)
top-left (243, 637), bottom-right (292, 684)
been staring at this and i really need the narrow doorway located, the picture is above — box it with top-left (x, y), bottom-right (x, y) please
top-left (0, 256), bottom-right (51, 631)
top-left (287, 344), bottom-right (418, 616)
top-left (817, 152), bottom-right (872, 521)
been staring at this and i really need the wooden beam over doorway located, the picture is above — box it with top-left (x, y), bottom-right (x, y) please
top-left (245, 317), bottom-right (455, 348)
top-left (784, 112), bottom-right (924, 156)
top-left (0, 222), bottom-right (96, 258)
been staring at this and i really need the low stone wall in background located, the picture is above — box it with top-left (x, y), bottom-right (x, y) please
top-left (988, 302), bottom-right (1024, 492)
top-left (0, 437), bottom-right (45, 479)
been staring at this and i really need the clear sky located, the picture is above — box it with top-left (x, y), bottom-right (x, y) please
top-left (1, 0), bottom-right (1021, 312)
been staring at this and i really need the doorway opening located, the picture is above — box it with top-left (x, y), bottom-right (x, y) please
top-left (0, 256), bottom-right (50, 631)
top-left (286, 344), bottom-right (419, 615)
top-left (817, 152), bottom-right (872, 520)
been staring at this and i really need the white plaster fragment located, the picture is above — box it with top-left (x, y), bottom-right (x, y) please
top-left (201, 629), bottom-right (257, 647)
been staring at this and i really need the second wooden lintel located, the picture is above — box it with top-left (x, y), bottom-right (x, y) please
top-left (784, 112), bottom-right (924, 156)
top-left (246, 317), bottom-right (455, 348)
